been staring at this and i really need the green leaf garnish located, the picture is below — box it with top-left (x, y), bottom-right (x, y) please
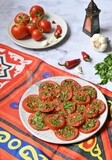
top-left (94, 54), bottom-right (112, 85)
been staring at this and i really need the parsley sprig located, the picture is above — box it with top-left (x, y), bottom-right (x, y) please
top-left (94, 54), bottom-right (112, 85)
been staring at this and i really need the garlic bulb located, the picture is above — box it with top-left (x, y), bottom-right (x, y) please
top-left (91, 34), bottom-right (108, 52)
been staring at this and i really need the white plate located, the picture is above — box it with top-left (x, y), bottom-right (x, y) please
top-left (7, 12), bottom-right (67, 49)
top-left (19, 76), bottom-right (108, 144)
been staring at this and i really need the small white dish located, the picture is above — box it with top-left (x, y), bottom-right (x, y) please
top-left (7, 12), bottom-right (68, 49)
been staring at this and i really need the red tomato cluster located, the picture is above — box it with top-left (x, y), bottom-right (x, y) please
top-left (11, 5), bottom-right (52, 41)
top-left (22, 79), bottom-right (106, 141)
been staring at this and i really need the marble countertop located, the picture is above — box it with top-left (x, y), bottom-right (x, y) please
top-left (0, 0), bottom-right (112, 91)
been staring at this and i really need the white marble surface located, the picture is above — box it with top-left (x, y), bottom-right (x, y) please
top-left (0, 0), bottom-right (112, 91)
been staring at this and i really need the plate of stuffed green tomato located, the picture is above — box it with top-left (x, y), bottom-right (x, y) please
top-left (19, 76), bottom-right (108, 144)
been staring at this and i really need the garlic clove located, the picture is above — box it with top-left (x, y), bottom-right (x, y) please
top-left (100, 43), bottom-right (108, 51)
top-left (75, 65), bottom-right (83, 74)
top-left (99, 36), bottom-right (106, 44)
top-left (48, 37), bottom-right (57, 44)
top-left (91, 34), bottom-right (101, 41)
top-left (94, 41), bottom-right (100, 48)
top-left (41, 40), bottom-right (48, 47)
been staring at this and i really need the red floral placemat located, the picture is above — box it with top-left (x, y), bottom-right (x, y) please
top-left (0, 44), bottom-right (112, 160)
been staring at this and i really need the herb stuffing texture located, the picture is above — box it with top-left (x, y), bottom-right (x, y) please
top-left (94, 54), bottom-right (112, 85)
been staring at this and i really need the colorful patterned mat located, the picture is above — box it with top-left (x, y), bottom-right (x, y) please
top-left (0, 44), bottom-right (112, 160)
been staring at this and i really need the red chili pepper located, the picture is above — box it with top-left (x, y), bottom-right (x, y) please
top-left (54, 25), bottom-right (62, 38)
top-left (58, 58), bottom-right (80, 69)
top-left (81, 51), bottom-right (91, 62)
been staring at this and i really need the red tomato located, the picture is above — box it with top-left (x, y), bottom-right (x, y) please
top-left (61, 101), bottom-right (76, 116)
top-left (84, 104), bottom-right (99, 118)
top-left (38, 100), bottom-right (54, 113)
top-left (57, 86), bottom-right (73, 101)
top-left (55, 124), bottom-right (79, 141)
top-left (89, 99), bottom-right (106, 115)
top-left (31, 29), bottom-right (43, 41)
top-left (14, 13), bottom-right (30, 25)
top-left (55, 109), bottom-right (68, 118)
top-left (80, 85), bottom-right (97, 99)
top-left (28, 111), bottom-right (49, 131)
top-left (45, 114), bottom-right (66, 130)
top-left (76, 104), bottom-right (86, 115)
top-left (31, 17), bottom-right (40, 25)
top-left (79, 118), bottom-right (100, 134)
top-left (61, 78), bottom-right (81, 93)
top-left (11, 24), bottom-right (28, 40)
top-left (67, 113), bottom-right (85, 127)
top-left (39, 80), bottom-right (60, 100)
top-left (39, 80), bottom-right (60, 91)
top-left (27, 22), bottom-right (37, 35)
top-left (22, 94), bottom-right (41, 113)
top-left (39, 88), bottom-right (55, 101)
top-left (38, 19), bottom-right (51, 33)
top-left (29, 5), bottom-right (44, 19)
top-left (51, 99), bottom-right (62, 112)
top-left (72, 91), bottom-right (91, 105)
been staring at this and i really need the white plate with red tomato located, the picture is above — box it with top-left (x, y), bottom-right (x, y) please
top-left (7, 5), bottom-right (67, 49)
top-left (19, 76), bottom-right (108, 144)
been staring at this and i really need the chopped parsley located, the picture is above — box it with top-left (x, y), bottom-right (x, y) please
top-left (94, 54), bottom-right (112, 85)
